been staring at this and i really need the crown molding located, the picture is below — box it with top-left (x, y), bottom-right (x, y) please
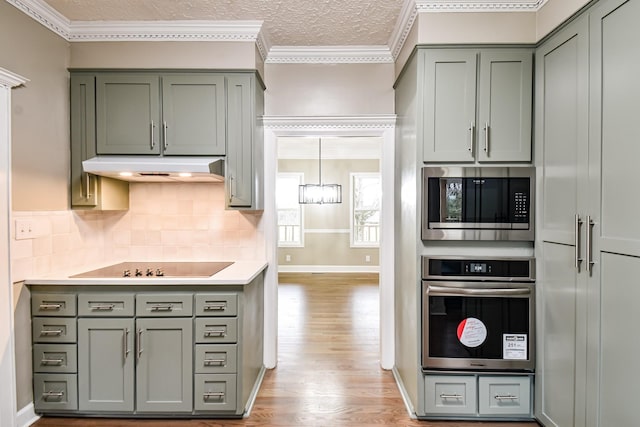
top-left (265, 46), bottom-right (394, 64)
top-left (0, 68), bottom-right (29, 88)
top-left (264, 115), bottom-right (397, 130)
top-left (389, 0), bottom-right (421, 61)
top-left (415, 0), bottom-right (547, 12)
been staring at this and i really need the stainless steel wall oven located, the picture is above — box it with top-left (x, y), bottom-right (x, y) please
top-left (422, 256), bottom-right (535, 372)
top-left (422, 167), bottom-right (535, 241)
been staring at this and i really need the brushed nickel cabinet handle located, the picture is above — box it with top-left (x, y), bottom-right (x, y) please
top-left (484, 122), bottom-right (490, 153)
top-left (150, 304), bottom-right (173, 311)
top-left (203, 358), bottom-right (226, 366)
top-left (204, 329), bottom-right (226, 338)
top-left (39, 303), bottom-right (62, 311)
top-left (440, 393), bottom-right (463, 400)
top-left (575, 214), bottom-right (583, 271)
top-left (83, 172), bottom-right (92, 200)
top-left (40, 329), bottom-right (63, 336)
top-left (41, 358), bottom-right (64, 365)
top-left (203, 392), bottom-right (225, 399)
top-left (468, 122), bottom-right (475, 153)
top-left (586, 215), bottom-right (595, 274)
top-left (495, 394), bottom-right (518, 401)
top-left (150, 120), bottom-right (156, 150)
top-left (123, 328), bottom-right (130, 360)
top-left (136, 328), bottom-right (143, 361)
top-left (163, 121), bottom-right (168, 150)
top-left (204, 303), bottom-right (226, 311)
top-left (90, 304), bottom-right (115, 311)
top-left (43, 391), bottom-right (64, 399)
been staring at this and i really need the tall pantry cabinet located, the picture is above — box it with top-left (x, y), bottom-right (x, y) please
top-left (536, 0), bottom-right (640, 426)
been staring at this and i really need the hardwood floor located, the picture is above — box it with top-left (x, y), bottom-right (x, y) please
top-left (32, 273), bottom-right (539, 427)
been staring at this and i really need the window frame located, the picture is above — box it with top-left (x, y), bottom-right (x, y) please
top-left (350, 172), bottom-right (381, 248)
top-left (276, 172), bottom-right (305, 248)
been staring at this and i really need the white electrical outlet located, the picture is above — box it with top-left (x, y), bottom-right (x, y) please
top-left (285, 254), bottom-right (291, 262)
top-left (15, 219), bottom-right (34, 240)
top-left (365, 255), bottom-right (371, 262)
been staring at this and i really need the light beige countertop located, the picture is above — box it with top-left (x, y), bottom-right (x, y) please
top-left (24, 260), bottom-right (268, 287)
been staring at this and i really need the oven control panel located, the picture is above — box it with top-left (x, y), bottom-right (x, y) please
top-left (423, 257), bottom-right (535, 281)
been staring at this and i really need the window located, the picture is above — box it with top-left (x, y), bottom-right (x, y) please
top-left (351, 173), bottom-right (381, 247)
top-left (276, 173), bottom-right (303, 246)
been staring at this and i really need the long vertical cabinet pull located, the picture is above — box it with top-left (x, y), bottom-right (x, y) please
top-left (483, 122), bottom-right (490, 154)
top-left (468, 122), bottom-right (475, 153)
top-left (150, 121), bottom-right (156, 150)
top-left (123, 328), bottom-right (130, 361)
top-left (575, 214), bottom-right (584, 271)
top-left (84, 173), bottom-right (92, 200)
top-left (228, 175), bottom-right (234, 203)
top-left (163, 121), bottom-right (168, 151)
top-left (586, 215), bottom-right (595, 274)
top-left (136, 328), bottom-right (143, 361)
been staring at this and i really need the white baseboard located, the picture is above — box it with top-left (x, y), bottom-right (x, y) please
top-left (17, 402), bottom-right (39, 427)
top-left (277, 265), bottom-right (380, 273)
top-left (392, 366), bottom-right (417, 419)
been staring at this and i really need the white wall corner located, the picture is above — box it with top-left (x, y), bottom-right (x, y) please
top-left (16, 403), bottom-right (38, 427)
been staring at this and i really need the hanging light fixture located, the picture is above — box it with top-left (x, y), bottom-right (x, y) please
top-left (299, 138), bottom-right (342, 204)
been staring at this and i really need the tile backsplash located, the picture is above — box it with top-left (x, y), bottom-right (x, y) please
top-left (11, 182), bottom-right (264, 282)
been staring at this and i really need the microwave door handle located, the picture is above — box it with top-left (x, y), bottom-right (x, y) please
top-left (427, 285), bottom-right (531, 297)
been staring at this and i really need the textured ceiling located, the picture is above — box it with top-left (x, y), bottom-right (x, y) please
top-left (43, 0), bottom-right (405, 46)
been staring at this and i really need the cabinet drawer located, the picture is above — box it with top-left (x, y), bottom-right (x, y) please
top-left (195, 344), bottom-right (238, 374)
top-left (34, 373), bottom-right (78, 412)
top-left (195, 293), bottom-right (238, 317)
top-left (194, 374), bottom-right (237, 412)
top-left (425, 375), bottom-right (477, 415)
top-left (136, 293), bottom-right (193, 317)
top-left (32, 293), bottom-right (76, 317)
top-left (478, 376), bottom-right (531, 416)
top-left (78, 293), bottom-right (134, 316)
top-left (33, 344), bottom-right (77, 373)
top-left (33, 318), bottom-right (77, 343)
top-left (195, 318), bottom-right (238, 344)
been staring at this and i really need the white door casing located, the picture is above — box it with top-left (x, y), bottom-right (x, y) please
top-left (263, 115), bottom-right (396, 370)
top-left (0, 68), bottom-right (29, 427)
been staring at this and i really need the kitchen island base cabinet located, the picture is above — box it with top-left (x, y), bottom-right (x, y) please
top-left (29, 272), bottom-right (265, 418)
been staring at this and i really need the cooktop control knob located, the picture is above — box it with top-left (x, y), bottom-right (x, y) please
top-left (123, 269), bottom-right (131, 277)
top-left (135, 268), bottom-right (143, 277)
top-left (155, 268), bottom-right (164, 277)
top-left (146, 268), bottom-right (154, 277)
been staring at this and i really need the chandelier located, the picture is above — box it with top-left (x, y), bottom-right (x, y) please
top-left (298, 138), bottom-right (342, 204)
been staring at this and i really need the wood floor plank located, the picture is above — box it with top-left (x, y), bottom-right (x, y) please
top-left (31, 273), bottom-right (539, 427)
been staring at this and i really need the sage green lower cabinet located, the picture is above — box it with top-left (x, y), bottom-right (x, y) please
top-left (423, 374), bottom-right (533, 420)
top-left (135, 317), bottom-right (193, 413)
top-left (30, 273), bottom-right (265, 418)
top-left (78, 318), bottom-right (135, 412)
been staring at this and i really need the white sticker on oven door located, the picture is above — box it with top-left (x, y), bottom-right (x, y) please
top-left (457, 317), bottom-right (487, 348)
top-left (503, 334), bottom-right (527, 360)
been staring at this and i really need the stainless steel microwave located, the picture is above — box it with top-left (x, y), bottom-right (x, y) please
top-left (422, 167), bottom-right (535, 241)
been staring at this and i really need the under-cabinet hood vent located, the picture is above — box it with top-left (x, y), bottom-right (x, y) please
top-left (82, 156), bottom-right (225, 182)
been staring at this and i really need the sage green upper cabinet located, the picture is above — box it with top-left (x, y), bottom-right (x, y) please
top-left (421, 48), bottom-right (532, 163)
top-left (225, 74), bottom-right (264, 210)
top-left (161, 75), bottom-right (226, 156)
top-left (95, 73), bottom-right (226, 156)
top-left (96, 74), bottom-right (161, 155)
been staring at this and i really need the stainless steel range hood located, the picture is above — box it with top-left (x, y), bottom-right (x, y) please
top-left (82, 156), bottom-right (225, 182)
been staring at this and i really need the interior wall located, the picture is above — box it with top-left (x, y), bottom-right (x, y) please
top-left (0, 1), bottom-right (70, 211)
top-left (537, 0), bottom-right (592, 40)
top-left (277, 158), bottom-right (380, 270)
top-left (264, 63), bottom-right (395, 116)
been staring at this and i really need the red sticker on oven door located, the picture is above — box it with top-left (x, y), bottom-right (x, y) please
top-left (457, 317), bottom-right (487, 348)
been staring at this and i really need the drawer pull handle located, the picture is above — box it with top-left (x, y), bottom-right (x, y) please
top-left (150, 304), bottom-right (173, 311)
top-left (494, 394), bottom-right (518, 401)
top-left (203, 392), bottom-right (225, 399)
top-left (41, 358), bottom-right (64, 365)
top-left (40, 329), bottom-right (63, 336)
top-left (39, 304), bottom-right (62, 310)
top-left (440, 393), bottom-right (463, 400)
top-left (43, 391), bottom-right (65, 399)
top-left (204, 303), bottom-right (226, 311)
top-left (91, 304), bottom-right (115, 311)
top-left (204, 330), bottom-right (226, 338)
top-left (203, 358), bottom-right (226, 366)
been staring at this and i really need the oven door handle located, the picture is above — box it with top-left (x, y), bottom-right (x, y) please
top-left (427, 285), bottom-right (531, 296)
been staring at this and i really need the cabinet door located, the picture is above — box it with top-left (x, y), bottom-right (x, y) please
top-left (421, 50), bottom-right (477, 162)
top-left (96, 74), bottom-right (161, 155)
top-left (477, 50), bottom-right (532, 162)
top-left (535, 17), bottom-right (589, 427)
top-left (78, 318), bottom-right (134, 412)
top-left (135, 317), bottom-right (193, 413)
top-left (589, 1), bottom-right (640, 425)
top-left (226, 75), bottom-right (254, 207)
top-left (70, 74), bottom-right (98, 207)
top-left (162, 75), bottom-right (226, 155)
